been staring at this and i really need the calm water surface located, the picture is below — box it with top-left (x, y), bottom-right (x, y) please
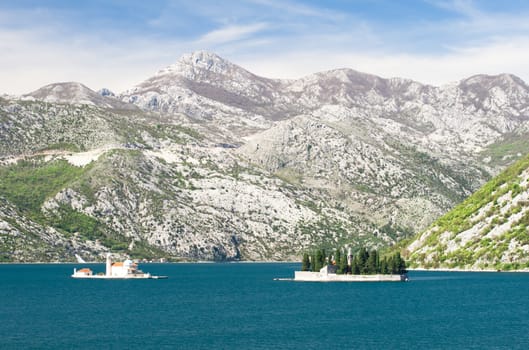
top-left (1, 263), bottom-right (529, 349)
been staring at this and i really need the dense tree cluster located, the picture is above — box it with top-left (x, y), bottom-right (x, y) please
top-left (301, 248), bottom-right (407, 275)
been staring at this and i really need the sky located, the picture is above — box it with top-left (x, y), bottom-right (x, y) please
top-left (2, 0), bottom-right (529, 95)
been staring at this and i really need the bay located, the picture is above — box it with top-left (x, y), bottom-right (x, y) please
top-left (1, 263), bottom-right (529, 349)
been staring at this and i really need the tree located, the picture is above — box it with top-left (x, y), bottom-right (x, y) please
top-left (388, 253), bottom-right (404, 274)
top-left (314, 249), bottom-right (324, 271)
top-left (366, 250), bottom-right (378, 274)
top-left (388, 255), bottom-right (396, 274)
top-left (351, 256), bottom-right (360, 274)
top-left (310, 253), bottom-right (317, 271)
top-left (396, 252), bottom-right (407, 274)
top-left (301, 253), bottom-right (310, 271)
top-left (380, 258), bottom-right (389, 274)
top-left (359, 248), bottom-right (369, 274)
top-left (334, 249), bottom-right (341, 271)
top-left (339, 251), bottom-right (349, 274)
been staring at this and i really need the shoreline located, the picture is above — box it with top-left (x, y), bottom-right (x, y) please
top-left (294, 270), bottom-right (407, 282)
top-left (409, 267), bottom-right (529, 273)
top-left (3, 261), bottom-right (529, 272)
top-left (0, 260), bottom-right (298, 265)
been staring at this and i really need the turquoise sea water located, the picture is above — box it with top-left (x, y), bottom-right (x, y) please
top-left (1, 263), bottom-right (529, 349)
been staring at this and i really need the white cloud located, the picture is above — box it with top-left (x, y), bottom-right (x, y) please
top-left (0, 27), bottom-right (188, 95)
top-left (195, 22), bottom-right (269, 46)
top-left (2, 1), bottom-right (529, 95)
top-left (3, 24), bottom-right (529, 97)
top-left (427, 0), bottom-right (482, 17)
top-left (427, 0), bottom-right (529, 36)
top-left (237, 36), bottom-right (529, 85)
top-left (249, 0), bottom-right (347, 21)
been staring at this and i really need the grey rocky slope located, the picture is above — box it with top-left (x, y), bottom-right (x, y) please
top-left (1, 51), bottom-right (529, 262)
top-left (121, 51), bottom-right (529, 233)
top-left (0, 196), bottom-right (107, 262)
top-left (0, 98), bottom-right (387, 262)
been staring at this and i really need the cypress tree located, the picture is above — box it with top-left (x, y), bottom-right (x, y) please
top-left (376, 250), bottom-right (380, 273)
top-left (380, 257), bottom-right (388, 274)
top-left (351, 256), bottom-right (360, 274)
top-left (339, 252), bottom-right (348, 274)
top-left (390, 255), bottom-right (398, 274)
top-left (335, 249), bottom-right (341, 272)
top-left (301, 253), bottom-right (310, 271)
top-left (359, 248), bottom-right (369, 274)
top-left (314, 249), bottom-right (323, 271)
top-left (367, 250), bottom-right (377, 274)
top-left (396, 252), bottom-right (407, 274)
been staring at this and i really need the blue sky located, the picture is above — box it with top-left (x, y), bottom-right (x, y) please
top-left (2, 0), bottom-right (529, 94)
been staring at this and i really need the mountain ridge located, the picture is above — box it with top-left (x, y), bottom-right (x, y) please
top-left (23, 82), bottom-right (138, 110)
top-left (1, 51), bottom-right (529, 262)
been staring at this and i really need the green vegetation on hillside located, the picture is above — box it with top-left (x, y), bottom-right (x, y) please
top-left (407, 153), bottom-right (529, 270)
top-left (0, 159), bottom-right (88, 216)
top-left (138, 123), bottom-right (204, 145)
top-left (0, 158), bottom-right (170, 260)
top-left (296, 214), bottom-right (396, 248)
top-left (434, 153), bottom-right (529, 235)
top-left (39, 142), bottom-right (84, 153)
top-left (481, 132), bottom-right (529, 167)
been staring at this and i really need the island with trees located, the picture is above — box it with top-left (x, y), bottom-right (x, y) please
top-left (295, 247), bottom-right (408, 282)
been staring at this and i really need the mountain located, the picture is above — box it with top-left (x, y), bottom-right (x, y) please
top-left (121, 51), bottom-right (288, 119)
top-left (405, 153), bottom-right (529, 270)
top-left (24, 82), bottom-right (137, 110)
top-left (1, 51), bottom-right (529, 262)
top-left (120, 51), bottom-right (529, 231)
top-left (0, 98), bottom-right (381, 262)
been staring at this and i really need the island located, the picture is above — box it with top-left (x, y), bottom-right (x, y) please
top-left (71, 253), bottom-right (168, 279)
top-left (294, 247), bottom-right (408, 282)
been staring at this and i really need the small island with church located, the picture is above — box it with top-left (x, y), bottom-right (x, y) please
top-left (294, 247), bottom-right (408, 282)
top-left (71, 253), bottom-right (167, 279)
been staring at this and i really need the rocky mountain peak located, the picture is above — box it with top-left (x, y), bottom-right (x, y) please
top-left (154, 51), bottom-right (244, 80)
top-left (300, 68), bottom-right (378, 86)
top-left (25, 82), bottom-right (94, 102)
top-left (98, 88), bottom-right (115, 97)
top-left (23, 82), bottom-right (136, 110)
top-left (456, 73), bottom-right (529, 112)
top-left (459, 73), bottom-right (529, 93)
top-left (180, 51), bottom-right (230, 70)
top-left (120, 51), bottom-right (283, 123)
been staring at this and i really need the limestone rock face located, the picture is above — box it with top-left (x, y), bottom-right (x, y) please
top-left (1, 51), bottom-right (529, 262)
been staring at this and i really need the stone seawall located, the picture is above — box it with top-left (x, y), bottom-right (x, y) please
top-left (294, 271), bottom-right (407, 282)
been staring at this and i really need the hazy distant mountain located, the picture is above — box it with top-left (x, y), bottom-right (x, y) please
top-left (24, 82), bottom-right (137, 110)
top-left (1, 51), bottom-right (529, 262)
